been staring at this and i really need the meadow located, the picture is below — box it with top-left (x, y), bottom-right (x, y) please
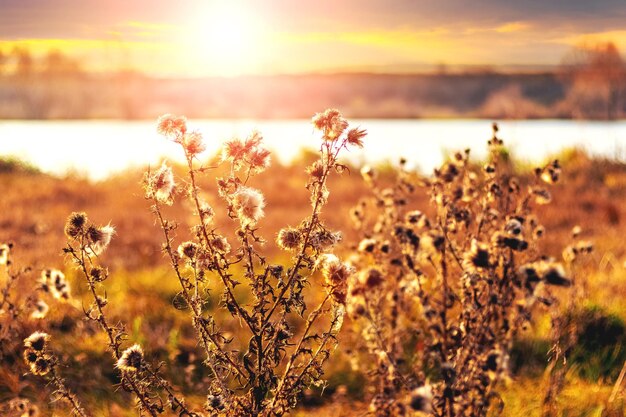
top-left (1, 112), bottom-right (625, 417)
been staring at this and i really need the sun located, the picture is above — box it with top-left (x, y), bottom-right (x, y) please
top-left (189, 2), bottom-right (264, 76)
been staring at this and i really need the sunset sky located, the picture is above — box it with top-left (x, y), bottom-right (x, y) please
top-left (1, 0), bottom-right (625, 76)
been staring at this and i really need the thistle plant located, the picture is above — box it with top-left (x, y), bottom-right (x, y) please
top-left (347, 125), bottom-right (576, 417)
top-left (145, 109), bottom-right (364, 416)
top-left (23, 331), bottom-right (88, 417)
top-left (62, 212), bottom-right (199, 416)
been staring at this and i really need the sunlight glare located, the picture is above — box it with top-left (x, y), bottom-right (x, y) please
top-left (190, 1), bottom-right (264, 76)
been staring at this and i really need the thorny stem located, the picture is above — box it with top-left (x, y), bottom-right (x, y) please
top-left (152, 200), bottom-right (247, 384)
top-left (51, 366), bottom-right (89, 417)
top-left (183, 152), bottom-right (256, 337)
top-left (69, 242), bottom-right (179, 417)
top-left (263, 140), bottom-right (345, 328)
top-left (272, 292), bottom-right (332, 399)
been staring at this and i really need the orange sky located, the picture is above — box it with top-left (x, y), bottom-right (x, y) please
top-left (1, 0), bottom-right (625, 76)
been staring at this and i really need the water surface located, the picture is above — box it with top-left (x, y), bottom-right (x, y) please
top-left (1, 119), bottom-right (625, 180)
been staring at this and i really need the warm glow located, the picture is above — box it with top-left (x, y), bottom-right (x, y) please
top-left (188, 2), bottom-right (265, 76)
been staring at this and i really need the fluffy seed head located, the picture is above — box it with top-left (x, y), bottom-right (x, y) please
top-left (358, 238), bottom-right (377, 253)
top-left (24, 332), bottom-right (50, 352)
top-left (312, 108), bottom-right (349, 140)
top-left (88, 224), bottom-right (115, 255)
top-left (147, 162), bottom-right (176, 205)
top-left (232, 187), bottom-right (265, 226)
top-left (359, 267), bottom-right (384, 288)
top-left (64, 212), bottom-right (88, 238)
top-left (30, 300), bottom-right (49, 320)
top-left (209, 236), bottom-right (229, 254)
top-left (178, 241), bottom-right (198, 260)
top-left (347, 127), bottom-right (367, 147)
top-left (116, 344), bottom-right (144, 372)
top-left (409, 384), bottom-right (433, 413)
top-left (31, 356), bottom-right (52, 376)
top-left (277, 227), bottom-right (301, 250)
top-left (0, 243), bottom-right (10, 265)
top-left (157, 114), bottom-right (187, 138)
top-left (182, 130), bottom-right (206, 156)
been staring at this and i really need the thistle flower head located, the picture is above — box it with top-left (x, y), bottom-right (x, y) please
top-left (319, 254), bottom-right (353, 305)
top-left (463, 239), bottom-right (491, 270)
top-left (146, 162), bottom-right (175, 205)
top-left (347, 127), bottom-right (367, 147)
top-left (232, 187), bottom-right (265, 226)
top-left (116, 344), bottom-right (144, 372)
top-left (87, 224), bottom-right (115, 255)
top-left (222, 130), bottom-right (270, 173)
top-left (359, 267), bottom-right (384, 288)
top-left (312, 108), bottom-right (349, 140)
top-left (409, 384), bottom-right (433, 413)
top-left (157, 114), bottom-right (187, 138)
top-left (24, 332), bottom-right (50, 352)
top-left (0, 242), bottom-right (11, 265)
top-left (30, 300), bottom-right (49, 320)
top-left (309, 229), bottom-right (342, 252)
top-left (31, 356), bottom-right (52, 376)
top-left (41, 269), bottom-right (71, 300)
top-left (206, 394), bottom-right (226, 412)
top-left (277, 227), bottom-right (301, 250)
top-left (178, 241), bottom-right (198, 260)
top-left (306, 161), bottom-right (325, 179)
top-left (358, 238), bottom-right (377, 253)
top-left (182, 130), bottom-right (206, 156)
top-left (360, 165), bottom-right (376, 183)
top-left (64, 212), bottom-right (87, 238)
top-left (211, 236), bottom-right (231, 254)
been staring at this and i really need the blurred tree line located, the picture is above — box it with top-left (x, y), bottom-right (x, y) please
top-left (0, 42), bottom-right (624, 120)
top-left (560, 42), bottom-right (626, 120)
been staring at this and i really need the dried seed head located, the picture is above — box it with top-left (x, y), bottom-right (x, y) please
top-left (409, 384), bottom-right (433, 413)
top-left (277, 227), bottom-right (301, 250)
top-left (531, 187), bottom-right (552, 205)
top-left (24, 332), bottom-right (50, 352)
top-left (211, 236), bottom-right (231, 254)
top-left (463, 239), bottom-right (491, 270)
top-left (30, 300), bottom-right (49, 320)
top-left (505, 218), bottom-right (523, 236)
top-left (347, 127), bottom-right (367, 147)
top-left (360, 165), bottom-right (376, 183)
top-left (90, 266), bottom-right (107, 282)
top-left (181, 130), bottom-right (206, 156)
top-left (206, 394), bottom-right (226, 412)
top-left (542, 263), bottom-right (571, 287)
top-left (23, 349), bottom-right (39, 365)
top-left (147, 162), bottom-right (176, 205)
top-left (306, 161), bottom-right (325, 179)
top-left (177, 241), bottom-right (198, 260)
top-left (0, 243), bottom-right (10, 266)
top-left (64, 212), bottom-right (88, 238)
top-left (232, 187), bottom-right (265, 226)
top-left (540, 160), bottom-right (561, 184)
top-left (31, 356), bottom-right (52, 376)
top-left (358, 238), bottom-right (377, 253)
top-left (312, 108), bottom-right (349, 140)
top-left (157, 114), bottom-right (187, 138)
top-left (116, 344), bottom-right (144, 372)
top-left (310, 229), bottom-right (342, 252)
top-left (88, 224), bottom-right (115, 255)
top-left (319, 255), bottom-right (353, 304)
top-left (492, 232), bottom-right (528, 251)
top-left (359, 267), bottom-right (384, 288)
